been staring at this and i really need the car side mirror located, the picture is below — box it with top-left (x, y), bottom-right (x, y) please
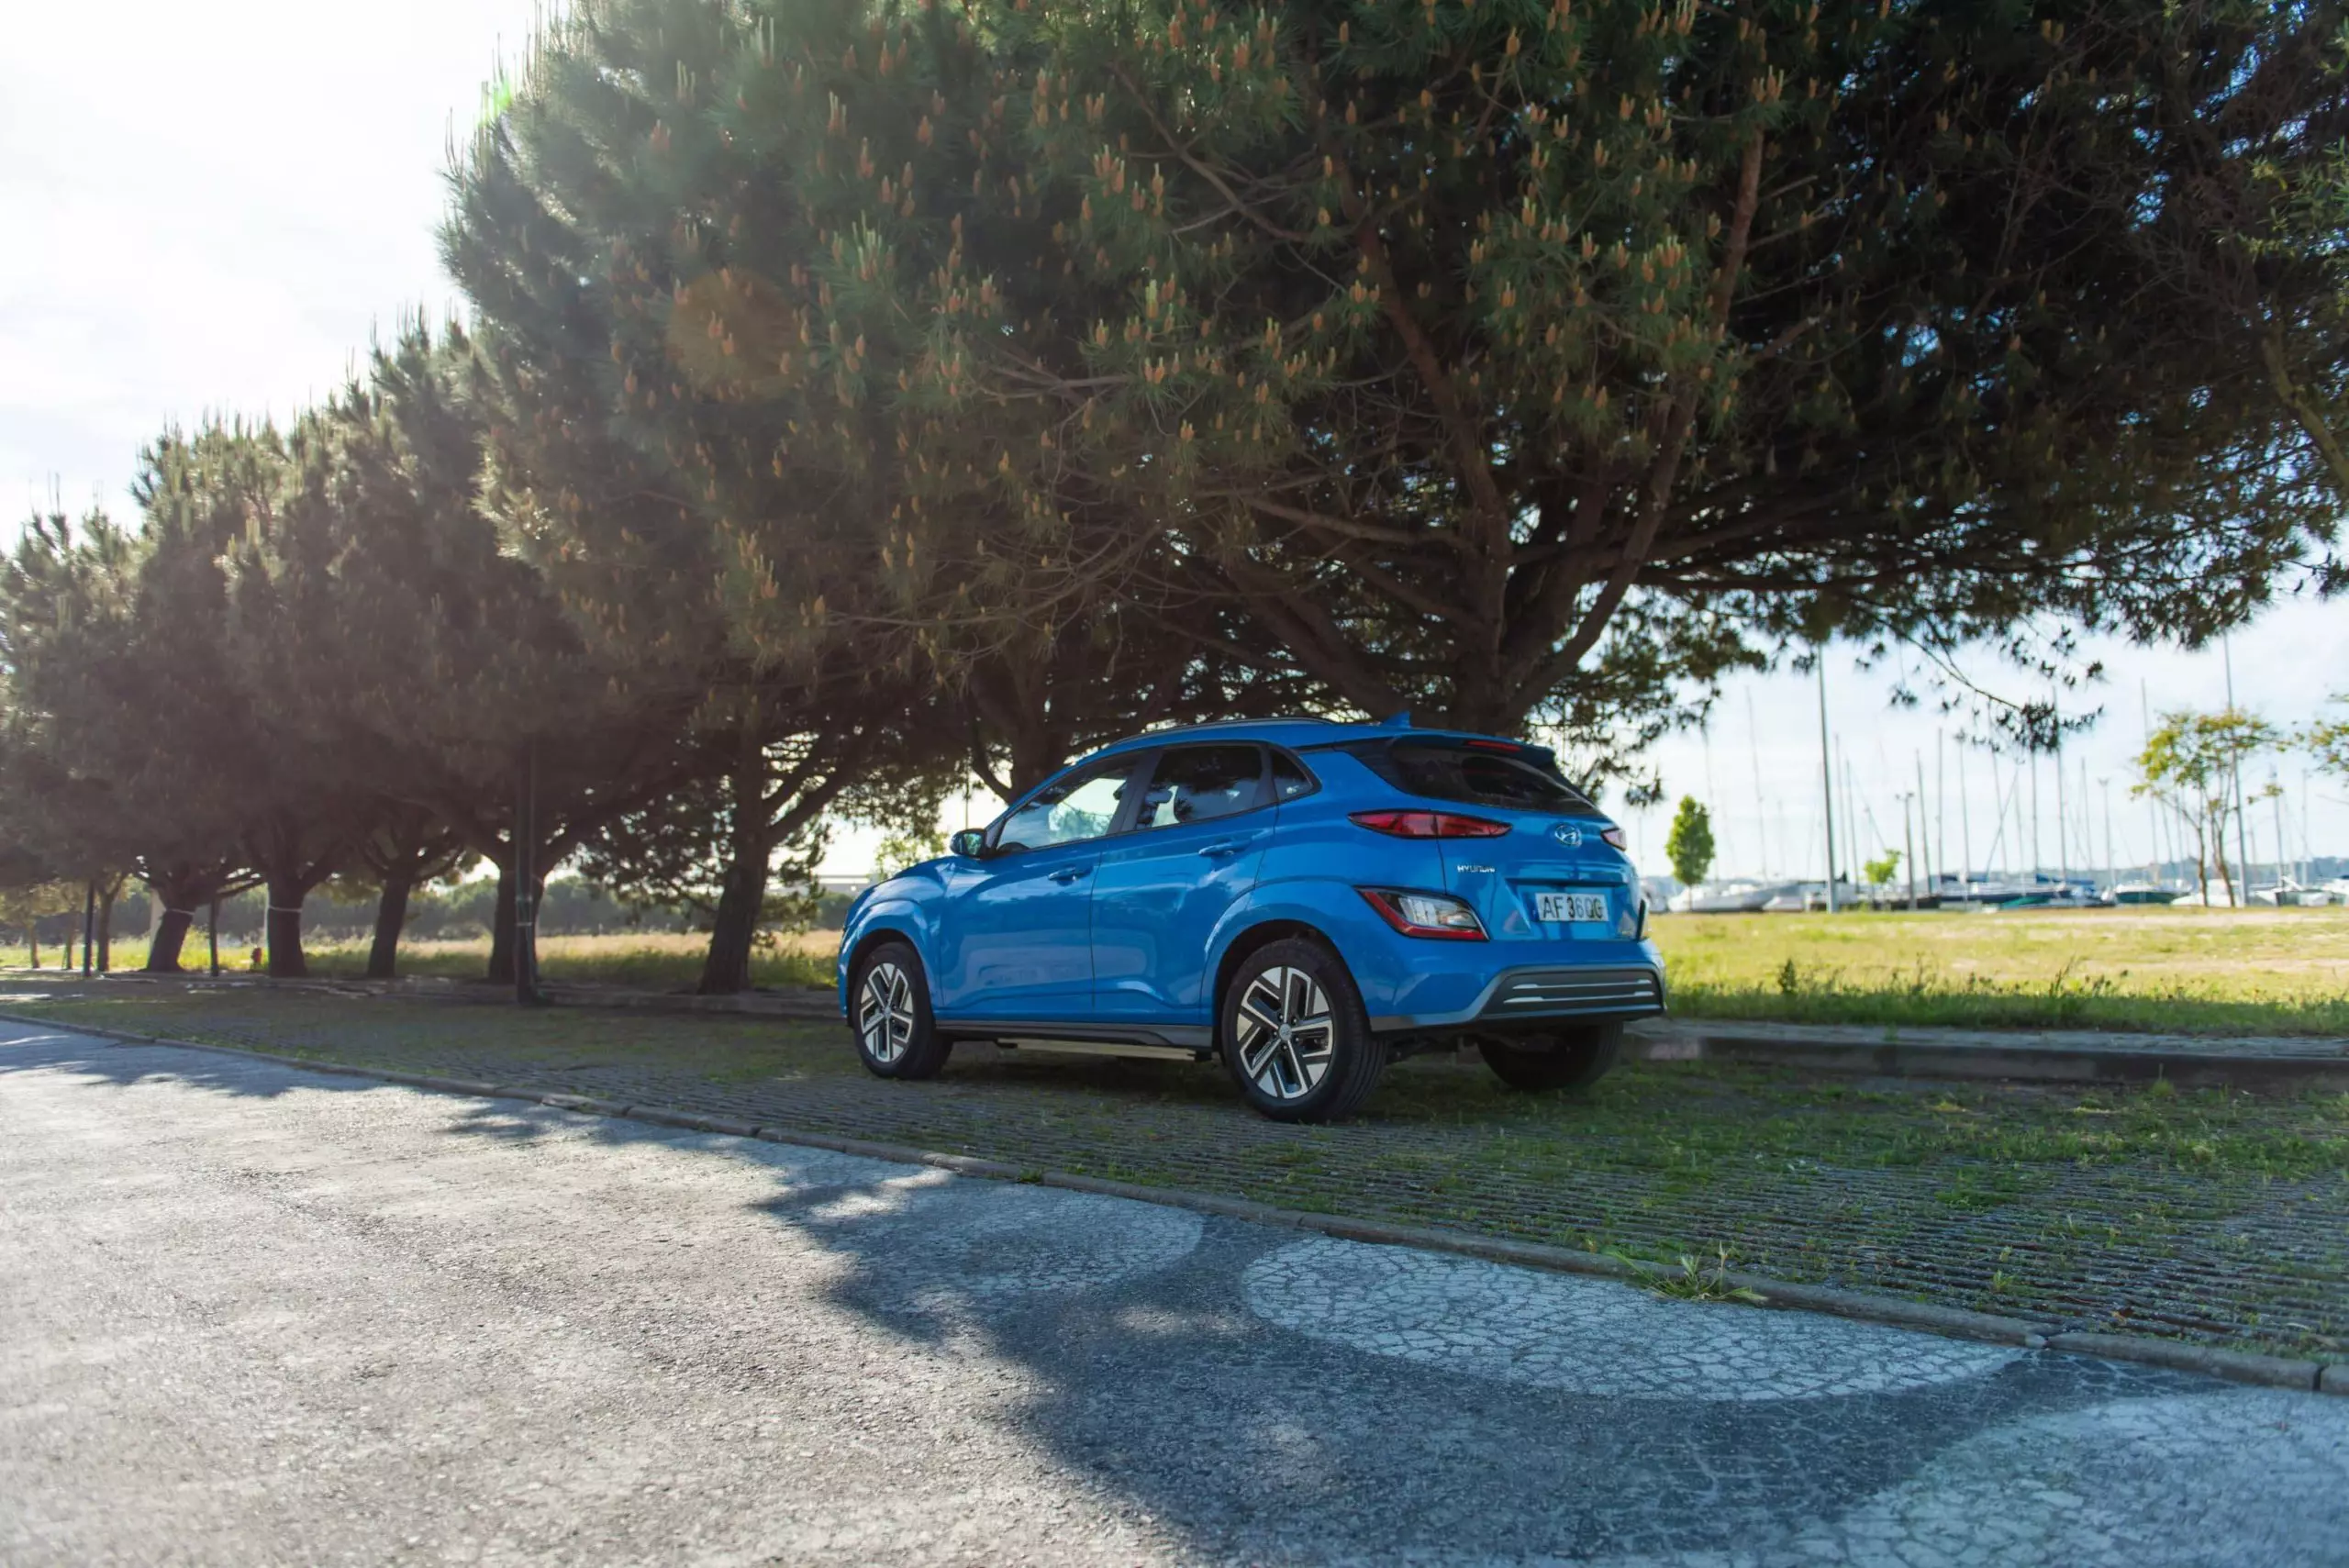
top-left (950, 828), bottom-right (987, 859)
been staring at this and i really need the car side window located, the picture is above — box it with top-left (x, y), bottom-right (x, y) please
top-left (993, 758), bottom-right (1137, 852)
top-left (1133, 744), bottom-right (1267, 830)
top-left (1269, 749), bottom-right (1318, 801)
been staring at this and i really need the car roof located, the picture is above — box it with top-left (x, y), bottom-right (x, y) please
top-left (1085, 715), bottom-right (1523, 760)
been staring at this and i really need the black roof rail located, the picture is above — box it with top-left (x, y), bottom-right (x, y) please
top-left (1138, 715), bottom-right (1340, 735)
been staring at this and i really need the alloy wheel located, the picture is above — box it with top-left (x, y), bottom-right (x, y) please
top-left (1233, 965), bottom-right (1335, 1100)
top-left (859, 961), bottom-right (916, 1065)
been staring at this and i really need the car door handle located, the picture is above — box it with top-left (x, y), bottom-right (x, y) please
top-left (1197, 834), bottom-right (1262, 858)
top-left (1048, 866), bottom-right (1091, 884)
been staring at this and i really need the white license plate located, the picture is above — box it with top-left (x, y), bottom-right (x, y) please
top-left (1533, 892), bottom-right (1609, 924)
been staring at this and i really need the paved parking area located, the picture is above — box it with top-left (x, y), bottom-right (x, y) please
top-left (9, 983), bottom-right (2346, 1357)
top-left (5, 1023), bottom-right (2345, 1566)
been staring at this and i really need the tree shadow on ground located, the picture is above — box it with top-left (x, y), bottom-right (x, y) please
top-left (0, 1023), bottom-right (389, 1104)
top-left (624, 1120), bottom-right (2209, 1562)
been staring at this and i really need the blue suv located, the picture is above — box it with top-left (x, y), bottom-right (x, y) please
top-left (837, 716), bottom-right (1664, 1121)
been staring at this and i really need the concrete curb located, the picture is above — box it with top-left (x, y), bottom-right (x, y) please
top-left (2043, 1333), bottom-right (2328, 1391)
top-left (3, 1008), bottom-right (2339, 1397)
top-left (1634, 1025), bottom-right (2349, 1093)
top-left (50, 967), bottom-right (844, 1021)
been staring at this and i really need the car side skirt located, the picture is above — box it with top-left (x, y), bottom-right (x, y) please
top-left (932, 1017), bottom-right (1218, 1059)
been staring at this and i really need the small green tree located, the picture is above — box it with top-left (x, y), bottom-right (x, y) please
top-left (2307, 695), bottom-right (2349, 782)
top-left (1664, 796), bottom-right (1715, 890)
top-left (1864, 849), bottom-right (1903, 889)
top-left (2132, 708), bottom-right (2281, 906)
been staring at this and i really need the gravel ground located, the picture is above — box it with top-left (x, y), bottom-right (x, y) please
top-left (5, 1022), bottom-right (2346, 1567)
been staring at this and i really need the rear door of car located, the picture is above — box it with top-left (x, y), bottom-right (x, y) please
top-left (1345, 737), bottom-right (1638, 947)
top-left (1089, 742), bottom-right (1274, 1026)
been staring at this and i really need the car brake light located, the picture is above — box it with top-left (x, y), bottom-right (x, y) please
top-left (1357, 887), bottom-right (1487, 940)
top-left (1464, 739), bottom-right (1521, 752)
top-left (1600, 826), bottom-right (1629, 851)
top-left (1349, 809), bottom-right (1510, 839)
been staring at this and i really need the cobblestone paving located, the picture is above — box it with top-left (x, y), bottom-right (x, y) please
top-left (6, 979), bottom-right (2346, 1359)
top-left (1243, 1236), bottom-right (2023, 1400)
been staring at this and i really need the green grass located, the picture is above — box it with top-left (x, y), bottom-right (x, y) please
top-left (0, 933), bottom-right (838, 992)
top-left (381, 938), bottom-right (837, 992)
top-left (1654, 906), bottom-right (2349, 1036)
top-left (17, 900), bottom-right (2348, 1037)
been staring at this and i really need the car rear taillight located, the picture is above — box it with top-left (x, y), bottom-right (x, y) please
top-left (1349, 809), bottom-right (1511, 839)
top-left (1356, 888), bottom-right (1487, 940)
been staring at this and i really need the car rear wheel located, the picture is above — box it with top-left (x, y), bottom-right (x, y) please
top-left (1219, 938), bottom-right (1385, 1123)
top-left (851, 940), bottom-right (952, 1080)
top-left (1476, 1023), bottom-right (1622, 1092)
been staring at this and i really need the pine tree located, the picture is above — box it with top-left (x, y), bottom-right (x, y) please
top-left (444, 0), bottom-right (1310, 839)
top-left (232, 325), bottom-right (687, 984)
top-left (1, 499), bottom-right (264, 972)
top-left (478, 0), bottom-right (2348, 750)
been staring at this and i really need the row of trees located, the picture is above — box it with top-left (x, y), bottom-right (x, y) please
top-left (6, 0), bottom-right (2345, 988)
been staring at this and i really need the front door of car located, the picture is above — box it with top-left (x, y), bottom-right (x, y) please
top-left (1090, 743), bottom-right (1273, 1026)
top-left (930, 754), bottom-right (1142, 1021)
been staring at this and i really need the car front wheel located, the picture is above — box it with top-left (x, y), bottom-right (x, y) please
top-left (1219, 938), bottom-right (1386, 1123)
top-left (851, 940), bottom-right (952, 1080)
top-left (1476, 1023), bottom-right (1622, 1092)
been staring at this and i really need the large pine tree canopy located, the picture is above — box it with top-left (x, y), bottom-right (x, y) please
top-left (446, 0), bottom-right (2347, 746)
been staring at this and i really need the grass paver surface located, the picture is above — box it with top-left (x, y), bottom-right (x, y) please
top-left (6, 976), bottom-right (2343, 1362)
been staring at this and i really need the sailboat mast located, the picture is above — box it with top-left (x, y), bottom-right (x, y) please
top-left (1817, 655), bottom-right (1839, 913)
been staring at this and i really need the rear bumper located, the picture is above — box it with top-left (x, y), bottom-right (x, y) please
top-left (1365, 958), bottom-right (1665, 1033)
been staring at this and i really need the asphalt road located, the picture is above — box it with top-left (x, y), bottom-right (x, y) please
top-left (3, 1023), bottom-right (2343, 1568)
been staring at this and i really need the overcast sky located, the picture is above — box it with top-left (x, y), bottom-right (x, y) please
top-left (6, 1), bottom-right (2343, 882)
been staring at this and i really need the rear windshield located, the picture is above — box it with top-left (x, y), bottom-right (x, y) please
top-left (1347, 740), bottom-right (1596, 813)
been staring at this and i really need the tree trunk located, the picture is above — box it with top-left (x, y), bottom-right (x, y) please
top-left (265, 878), bottom-right (308, 978)
top-left (485, 859), bottom-right (516, 984)
top-left (141, 871), bottom-right (225, 974)
top-left (27, 925), bottom-right (39, 968)
top-left (144, 909), bottom-right (195, 974)
top-left (367, 873), bottom-right (414, 981)
top-left (483, 861), bottom-right (550, 984)
top-left (96, 880), bottom-right (117, 973)
top-left (2209, 807), bottom-right (2234, 907)
top-left (697, 818), bottom-right (774, 997)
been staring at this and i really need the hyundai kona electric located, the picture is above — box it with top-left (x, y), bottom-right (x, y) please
top-left (838, 716), bottom-right (1664, 1122)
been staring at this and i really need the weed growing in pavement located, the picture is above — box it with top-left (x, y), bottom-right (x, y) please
top-left (1617, 1245), bottom-right (1768, 1306)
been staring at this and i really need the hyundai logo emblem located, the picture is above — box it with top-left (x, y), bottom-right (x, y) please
top-left (1550, 823), bottom-right (1583, 848)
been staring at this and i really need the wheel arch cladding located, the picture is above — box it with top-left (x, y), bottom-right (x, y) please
top-left (846, 925), bottom-right (924, 988)
top-left (1213, 919), bottom-right (1344, 1024)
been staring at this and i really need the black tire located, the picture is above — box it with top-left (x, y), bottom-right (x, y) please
top-left (1219, 938), bottom-right (1386, 1123)
top-left (849, 940), bottom-right (952, 1080)
top-left (1477, 1023), bottom-right (1622, 1092)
